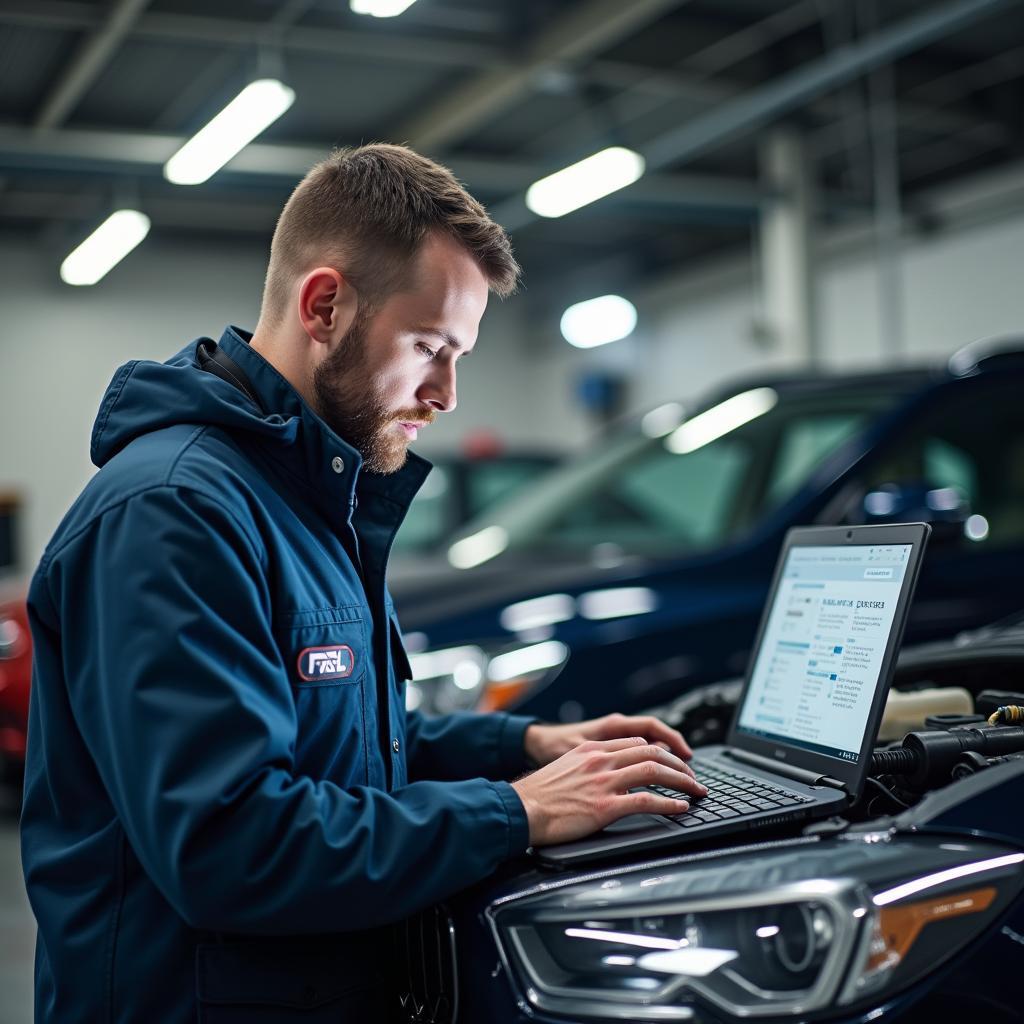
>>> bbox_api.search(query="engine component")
[872,725,1024,789]
[987,705,1024,726]
[878,686,973,742]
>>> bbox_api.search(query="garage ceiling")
[1,0,1022,310]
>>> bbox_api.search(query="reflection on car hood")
[388,549,653,629]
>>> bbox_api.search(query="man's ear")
[297,267,359,346]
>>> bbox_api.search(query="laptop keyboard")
[650,760,816,828]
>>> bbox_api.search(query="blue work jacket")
[20,326,533,1023]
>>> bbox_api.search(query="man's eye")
[416,342,437,360]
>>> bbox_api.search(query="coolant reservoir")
[879,686,973,742]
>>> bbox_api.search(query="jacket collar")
[217,326,432,526]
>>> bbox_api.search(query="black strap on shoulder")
[197,339,263,412]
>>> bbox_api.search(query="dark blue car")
[392,337,1024,723]
[388,613,1024,1023]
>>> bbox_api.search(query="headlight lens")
[492,838,1024,1020]
[408,640,569,715]
[503,881,861,1019]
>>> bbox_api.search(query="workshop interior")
[2,1,1024,1022]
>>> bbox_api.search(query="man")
[21,144,704,1022]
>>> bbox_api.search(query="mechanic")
[20,143,705,1022]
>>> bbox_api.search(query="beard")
[311,309,433,474]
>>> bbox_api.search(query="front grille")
[389,904,458,1023]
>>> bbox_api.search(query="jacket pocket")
[195,941,388,1023]
[274,605,367,689]
[273,606,372,783]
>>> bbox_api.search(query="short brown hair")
[260,143,520,324]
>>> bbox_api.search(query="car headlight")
[490,836,1024,1020]
[407,640,569,715]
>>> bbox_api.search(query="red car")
[0,579,30,785]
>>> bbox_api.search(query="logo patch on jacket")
[297,645,355,681]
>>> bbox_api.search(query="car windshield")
[449,383,914,559]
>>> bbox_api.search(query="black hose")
[871,747,917,773]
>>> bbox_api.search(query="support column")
[758,128,819,366]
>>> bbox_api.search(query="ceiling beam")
[34,0,152,131]
[4,0,1011,146]
[0,1,504,71]
[642,0,1021,172]
[391,0,691,152]
[489,0,1020,235]
[0,189,282,234]
[0,124,770,207]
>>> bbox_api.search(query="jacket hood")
[90,331,299,468]
[90,325,431,525]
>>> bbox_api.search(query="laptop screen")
[734,542,913,764]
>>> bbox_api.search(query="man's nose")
[420,362,457,413]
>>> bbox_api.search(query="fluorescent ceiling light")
[164,79,295,186]
[526,146,645,218]
[560,294,637,349]
[665,387,778,455]
[351,0,419,15]
[60,209,150,286]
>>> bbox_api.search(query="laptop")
[537,522,931,866]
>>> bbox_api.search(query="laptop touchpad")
[601,813,677,835]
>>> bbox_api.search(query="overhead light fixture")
[350,0,419,15]
[164,79,295,186]
[525,146,645,218]
[560,294,637,349]
[665,387,778,455]
[60,209,151,286]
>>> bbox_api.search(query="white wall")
[3,165,1024,568]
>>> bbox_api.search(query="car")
[387,611,1024,1023]
[392,337,1024,723]
[0,578,30,788]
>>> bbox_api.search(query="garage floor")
[0,787,33,1024]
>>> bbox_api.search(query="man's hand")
[511,736,707,847]
[524,712,693,767]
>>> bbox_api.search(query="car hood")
[388,547,656,629]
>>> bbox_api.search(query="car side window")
[466,459,554,518]
[545,438,751,550]
[763,413,866,509]
[844,378,1024,549]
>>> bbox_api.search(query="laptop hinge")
[723,748,847,791]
